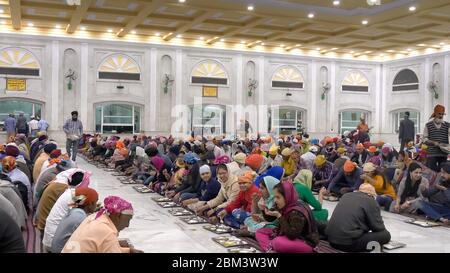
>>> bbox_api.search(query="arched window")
[0,47,40,76]
[191,60,228,85]
[268,107,306,134]
[271,66,304,89]
[392,69,419,91]
[95,103,141,134]
[341,71,369,92]
[98,54,141,81]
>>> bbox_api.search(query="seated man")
[312,155,336,191]
[327,160,363,197]
[351,143,369,167]
[326,183,391,252]
[182,165,221,211]
[417,162,450,225]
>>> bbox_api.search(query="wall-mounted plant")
[65,68,77,91]
[162,73,174,94]
[427,81,439,99]
[321,82,331,100]
[248,78,258,97]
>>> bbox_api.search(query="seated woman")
[241,176,280,235]
[218,171,261,229]
[51,187,99,253]
[144,155,171,193]
[254,166,284,187]
[255,182,320,253]
[391,162,429,214]
[62,196,143,253]
[183,165,221,211]
[293,169,328,221]
[380,145,397,169]
[326,183,391,252]
[366,146,381,166]
[361,162,397,211]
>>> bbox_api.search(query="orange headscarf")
[1,156,16,172]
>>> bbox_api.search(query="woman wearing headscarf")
[255,182,320,253]
[218,171,261,229]
[292,169,328,221]
[43,169,91,251]
[392,162,429,214]
[62,196,143,253]
[51,187,99,253]
[145,155,172,194]
[242,176,280,235]
[167,152,201,202]
[2,156,32,211]
[361,162,397,211]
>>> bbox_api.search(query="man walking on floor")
[63,111,83,161]
[398,111,415,152]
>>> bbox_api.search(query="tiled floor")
[78,158,450,253]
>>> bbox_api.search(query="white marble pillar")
[424,58,431,126]
[257,56,267,133]
[329,62,336,134]
[149,48,157,132]
[234,54,243,134]
[310,60,317,133]
[51,41,59,127]
[80,43,88,129]
[375,63,383,134]
[443,55,449,114]
[143,49,152,133]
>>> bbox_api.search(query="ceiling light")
[0,9,4,13]
[241,40,246,44]
[247,5,254,11]
[199,36,204,40]
[409,6,416,12]
[80,26,86,30]
[27,22,34,27]
[417,43,426,47]
[333,1,340,6]
[308,13,315,18]
[1,20,6,25]
[220,38,225,42]
[379,54,384,57]
[155,32,160,36]
[350,51,354,54]
[261,42,265,45]
[364,50,372,53]
[440,42,445,46]
[107,29,113,33]
[296,44,301,46]
[280,44,285,47]
[55,24,61,29]
[176,34,182,38]
[316,47,321,51]
[178,0,186,3]
[362,20,368,25]
[407,48,412,51]
[331,47,338,50]
[367,0,380,6]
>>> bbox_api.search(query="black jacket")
[399,118,415,141]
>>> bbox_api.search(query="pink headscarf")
[95,196,133,219]
[213,155,230,165]
[151,156,165,172]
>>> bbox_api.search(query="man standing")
[63,111,83,161]
[28,116,39,138]
[15,113,28,136]
[423,104,450,172]
[37,116,49,135]
[4,114,16,141]
[398,111,415,152]
[357,115,369,134]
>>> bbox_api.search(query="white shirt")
[29,119,39,130]
[43,188,75,248]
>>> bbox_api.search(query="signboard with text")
[6,78,27,91]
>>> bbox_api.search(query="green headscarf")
[262,176,280,209]
[293,169,313,189]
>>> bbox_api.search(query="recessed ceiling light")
[241,40,246,44]
[179,0,186,3]
[296,44,301,46]
[55,24,61,29]
[308,13,315,18]
[176,34,182,38]
[379,54,384,57]
[362,20,368,25]
[220,38,225,42]
[333,1,340,6]
[107,29,113,33]
[130,30,136,34]
[331,47,338,50]
[409,6,416,11]
[0,9,4,13]
[155,32,161,36]
[350,51,354,54]
[80,26,86,30]
[27,22,34,27]
[440,42,445,45]
[261,42,265,45]
[199,36,204,40]
[407,48,412,51]
[1,20,6,25]
[316,47,321,51]
[417,43,426,47]
[247,5,254,11]
[280,44,285,47]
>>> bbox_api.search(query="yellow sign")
[6,78,27,91]
[202,86,218,97]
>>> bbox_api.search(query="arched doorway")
[268,107,306,135]
[189,105,226,136]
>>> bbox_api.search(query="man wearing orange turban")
[245,154,265,173]
[327,160,363,197]
[423,104,450,171]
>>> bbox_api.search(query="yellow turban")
[269,145,279,156]
[281,148,292,157]
[314,155,326,167]
[337,147,347,155]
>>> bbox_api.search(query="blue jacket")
[197,177,221,202]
